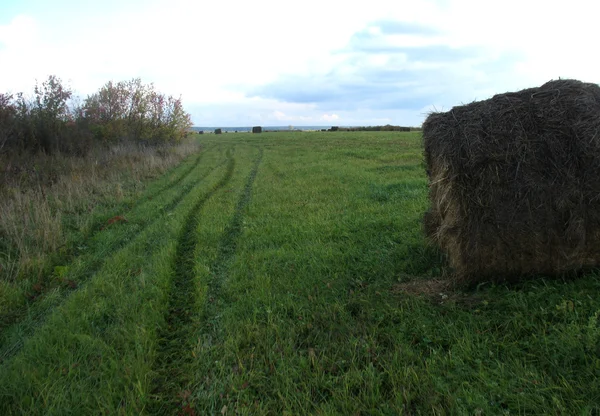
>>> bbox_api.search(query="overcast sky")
[1,0,598,127]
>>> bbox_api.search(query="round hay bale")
[423,79,600,283]
[252,126,262,133]
[214,128,222,135]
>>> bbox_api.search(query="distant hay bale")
[198,130,204,135]
[252,126,262,133]
[214,128,222,135]
[423,79,600,283]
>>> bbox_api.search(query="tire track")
[204,147,263,318]
[0,151,230,364]
[183,147,263,413]
[162,147,262,413]
[0,147,211,331]
[71,146,210,254]
[143,146,207,205]
[149,149,238,413]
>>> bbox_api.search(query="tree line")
[0,76,192,155]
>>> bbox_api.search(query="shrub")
[0,93,17,153]
[83,78,192,144]
[0,76,193,156]
[0,76,74,154]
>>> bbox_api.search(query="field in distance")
[0,131,598,414]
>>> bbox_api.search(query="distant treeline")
[333,125,421,132]
[194,125,422,135]
[0,76,192,156]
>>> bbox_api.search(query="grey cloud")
[400,45,482,63]
[246,20,524,117]
[248,67,437,112]
[345,27,481,63]
[376,20,439,36]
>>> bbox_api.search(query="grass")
[0,131,599,414]
[0,140,201,320]
[0,144,227,361]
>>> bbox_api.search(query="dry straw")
[423,79,600,283]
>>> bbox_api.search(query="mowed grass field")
[1,131,599,414]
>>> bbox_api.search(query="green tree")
[33,75,72,153]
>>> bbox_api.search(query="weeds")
[0,140,200,325]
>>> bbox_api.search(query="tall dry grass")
[0,140,200,284]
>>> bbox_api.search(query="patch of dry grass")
[0,140,200,285]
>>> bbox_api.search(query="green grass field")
[1,131,599,414]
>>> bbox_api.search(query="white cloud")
[0,0,599,126]
[271,110,312,122]
[0,15,37,48]
[0,15,46,94]
[321,114,340,122]
[421,0,600,83]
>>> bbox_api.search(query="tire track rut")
[149,149,237,413]
[149,147,263,414]
[0,150,228,364]
[204,147,263,320]
[1,148,210,330]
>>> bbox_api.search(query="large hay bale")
[214,128,222,135]
[252,126,262,133]
[423,79,600,282]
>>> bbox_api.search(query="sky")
[1,0,598,127]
